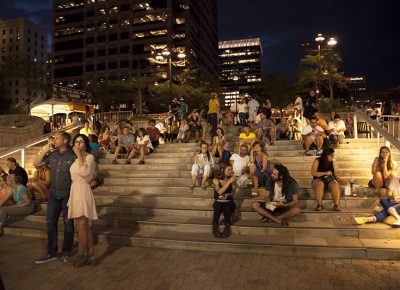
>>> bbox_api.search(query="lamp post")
[314,33,337,100]
[155,48,186,101]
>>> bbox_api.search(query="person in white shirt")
[237,97,248,126]
[177,120,189,142]
[328,114,346,148]
[190,142,215,190]
[302,116,326,155]
[247,97,260,124]
[230,145,250,186]
[294,95,303,116]
[127,128,154,164]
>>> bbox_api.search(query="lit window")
[121,19,130,26]
[99,9,106,15]
[175,17,185,24]
[109,6,118,14]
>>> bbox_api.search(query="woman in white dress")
[69,134,98,267]
[190,142,215,190]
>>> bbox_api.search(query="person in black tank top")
[311,148,346,211]
[212,165,237,238]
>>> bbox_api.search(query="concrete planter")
[0,115,44,147]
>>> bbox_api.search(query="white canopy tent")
[30,99,93,119]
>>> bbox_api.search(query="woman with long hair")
[0,175,34,235]
[371,146,397,196]
[311,147,345,211]
[190,141,215,190]
[212,165,236,238]
[252,164,301,225]
[211,127,228,163]
[126,127,154,164]
[249,142,271,197]
[98,126,116,151]
[27,165,50,201]
[68,134,98,266]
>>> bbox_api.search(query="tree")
[0,53,47,113]
[296,46,347,99]
[249,72,297,107]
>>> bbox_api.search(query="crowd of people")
[1,91,400,260]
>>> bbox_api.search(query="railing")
[354,110,400,152]
[0,124,81,168]
[95,111,168,123]
[380,115,400,141]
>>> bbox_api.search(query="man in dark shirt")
[33,131,76,264]
[6,157,28,186]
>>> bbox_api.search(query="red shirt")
[147,126,160,141]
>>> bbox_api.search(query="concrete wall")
[0,115,44,147]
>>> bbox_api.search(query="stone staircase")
[4,127,400,259]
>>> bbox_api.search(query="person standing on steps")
[207,92,220,137]
[212,165,237,238]
[34,131,76,264]
[247,96,259,127]
[68,134,98,267]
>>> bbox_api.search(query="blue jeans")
[374,198,400,222]
[239,112,247,126]
[46,195,74,256]
[207,113,218,137]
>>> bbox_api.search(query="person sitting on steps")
[126,128,154,164]
[302,116,326,155]
[239,124,256,152]
[190,142,215,190]
[370,146,397,196]
[252,164,301,226]
[230,144,250,187]
[111,126,135,164]
[354,177,400,227]
[211,127,228,163]
[212,165,237,238]
[328,114,346,148]
[311,147,346,211]
[249,142,271,197]
[27,165,50,201]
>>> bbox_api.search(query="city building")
[345,76,367,105]
[219,37,263,106]
[0,18,48,104]
[52,0,218,91]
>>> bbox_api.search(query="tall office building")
[0,18,48,103]
[219,38,263,105]
[52,0,218,90]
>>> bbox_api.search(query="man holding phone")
[302,116,326,155]
[33,131,76,264]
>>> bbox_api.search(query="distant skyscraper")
[346,76,366,99]
[219,38,263,105]
[52,0,218,91]
[0,18,48,103]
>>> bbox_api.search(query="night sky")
[1,0,399,90]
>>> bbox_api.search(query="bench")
[357,121,372,138]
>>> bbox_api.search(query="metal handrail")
[354,110,400,152]
[0,124,82,168]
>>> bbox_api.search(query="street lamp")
[314,33,337,99]
[155,48,186,100]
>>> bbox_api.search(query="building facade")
[52,0,218,90]
[0,18,48,104]
[219,38,263,106]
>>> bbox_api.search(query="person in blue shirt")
[252,164,301,226]
[0,174,34,235]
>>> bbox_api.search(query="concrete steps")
[4,130,400,259]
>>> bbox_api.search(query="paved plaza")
[1,236,400,290]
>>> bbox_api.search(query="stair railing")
[0,124,81,168]
[354,110,400,152]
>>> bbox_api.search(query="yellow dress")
[67,154,98,220]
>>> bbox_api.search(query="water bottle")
[363,187,368,199]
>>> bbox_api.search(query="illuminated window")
[132,13,167,24]
[132,2,150,11]
[56,16,65,23]
[121,19,130,26]
[175,17,185,24]
[173,33,185,39]
[109,6,118,14]
[99,9,106,15]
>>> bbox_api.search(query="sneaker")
[392,220,400,228]
[212,225,221,238]
[317,150,323,155]
[221,226,232,238]
[353,217,367,225]
[35,254,57,264]
[305,150,312,156]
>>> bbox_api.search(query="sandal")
[315,204,323,211]
[353,217,367,225]
[251,192,259,197]
[392,220,400,228]
[201,184,207,190]
[189,184,195,190]
[333,204,341,212]
[260,217,272,223]
[281,219,289,226]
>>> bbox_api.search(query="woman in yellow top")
[79,120,95,137]
[207,92,220,137]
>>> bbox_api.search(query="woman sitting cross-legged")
[370,146,397,196]
[190,141,215,190]
[0,174,34,235]
[312,147,346,211]
[249,142,271,197]
[252,164,301,226]
[354,177,400,227]
[126,128,154,164]
[212,165,237,238]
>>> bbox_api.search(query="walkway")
[1,236,400,290]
